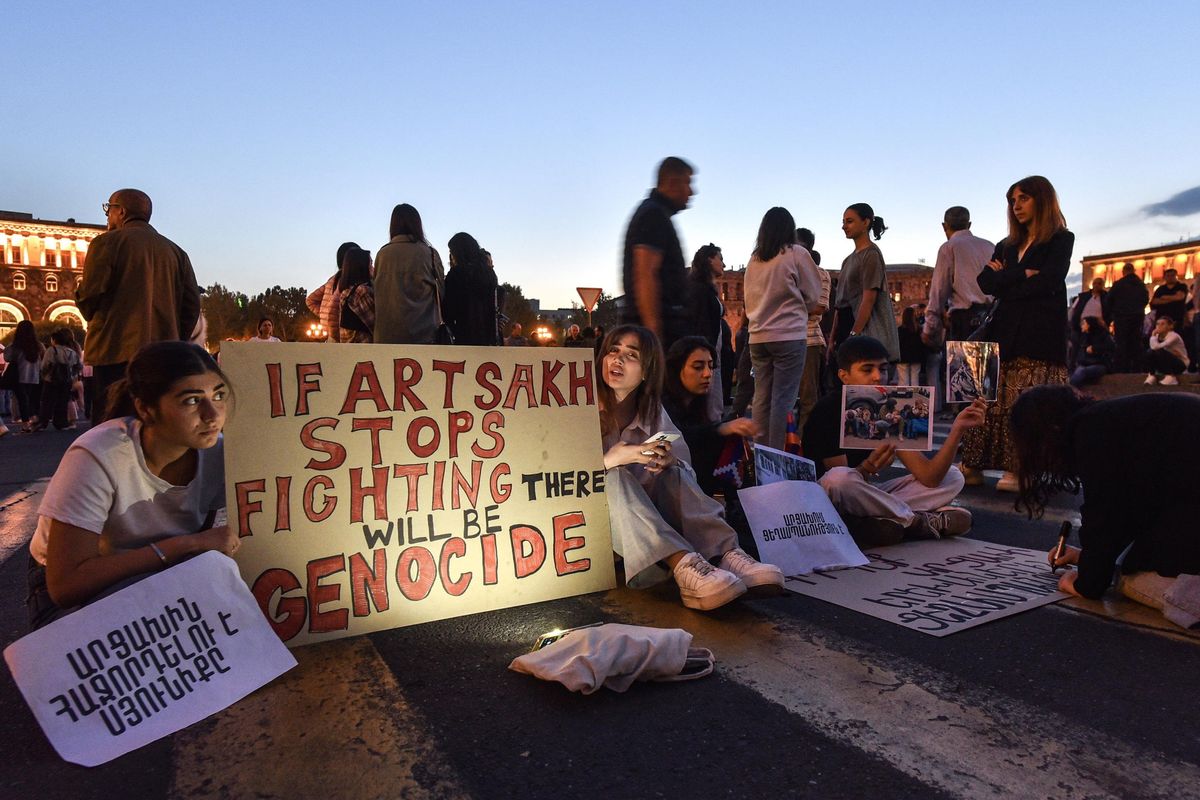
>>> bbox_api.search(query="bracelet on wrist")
[149,541,170,569]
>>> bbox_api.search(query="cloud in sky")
[1142,186,1200,217]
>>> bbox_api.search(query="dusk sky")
[6,1,1199,306]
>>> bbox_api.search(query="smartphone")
[641,431,680,456]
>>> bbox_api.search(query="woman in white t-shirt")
[28,341,239,628]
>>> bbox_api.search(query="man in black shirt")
[1104,263,1149,372]
[1151,268,1188,327]
[802,336,986,546]
[622,157,694,351]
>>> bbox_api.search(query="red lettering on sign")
[307,555,348,633]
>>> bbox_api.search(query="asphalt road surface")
[1,425,1197,800]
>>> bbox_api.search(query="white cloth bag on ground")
[739,480,868,576]
[509,624,699,694]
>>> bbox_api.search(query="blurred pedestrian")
[925,206,994,341]
[443,232,499,346]
[8,320,43,432]
[1069,316,1114,387]
[35,328,82,431]
[622,157,694,349]
[895,306,927,386]
[1144,316,1187,385]
[374,204,446,345]
[1068,277,1108,370]
[504,323,529,347]
[795,228,830,433]
[962,176,1072,492]
[1150,268,1188,328]
[250,317,281,342]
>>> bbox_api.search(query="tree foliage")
[201,283,315,347]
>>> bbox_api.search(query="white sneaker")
[1161,375,1179,386]
[672,552,746,610]
[718,547,784,590]
[1144,374,1158,385]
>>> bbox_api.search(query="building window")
[46,251,59,268]
[12,272,26,291]
[9,247,21,265]
[46,274,59,292]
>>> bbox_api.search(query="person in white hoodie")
[742,207,823,449]
[1144,316,1188,385]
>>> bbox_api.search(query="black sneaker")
[842,514,906,547]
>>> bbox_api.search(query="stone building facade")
[1081,239,1199,291]
[0,210,105,337]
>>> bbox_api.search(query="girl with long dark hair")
[8,319,43,431]
[1011,385,1200,628]
[832,203,899,361]
[597,325,781,609]
[28,341,238,629]
[688,243,727,420]
[336,246,375,343]
[443,232,500,345]
[373,203,446,344]
[743,207,823,449]
[962,176,1073,493]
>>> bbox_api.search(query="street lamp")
[306,322,327,340]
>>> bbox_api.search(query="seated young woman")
[597,325,783,610]
[662,336,759,495]
[1011,385,1200,628]
[27,341,239,629]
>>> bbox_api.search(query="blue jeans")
[1070,364,1107,387]
[749,339,807,450]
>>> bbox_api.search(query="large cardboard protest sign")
[4,553,296,766]
[739,480,868,576]
[220,342,615,647]
[785,539,1066,636]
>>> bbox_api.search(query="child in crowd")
[802,336,986,546]
[597,325,782,610]
[27,341,238,629]
[1144,316,1188,385]
[1011,386,1200,628]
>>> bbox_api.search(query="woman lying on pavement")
[597,325,783,610]
[1010,385,1200,628]
[27,341,239,630]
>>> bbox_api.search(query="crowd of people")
[10,170,1199,632]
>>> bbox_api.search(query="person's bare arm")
[632,245,663,337]
[46,519,238,608]
[896,399,986,487]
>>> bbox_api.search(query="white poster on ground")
[4,552,297,767]
[739,480,868,576]
[784,539,1067,636]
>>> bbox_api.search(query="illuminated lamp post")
[306,322,327,340]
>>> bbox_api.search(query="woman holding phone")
[597,325,782,609]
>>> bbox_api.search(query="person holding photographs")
[27,341,237,630]
[802,336,985,546]
[1012,386,1200,628]
[597,325,782,610]
[1069,316,1114,387]
[961,176,1073,493]
[743,207,823,450]
[831,204,900,362]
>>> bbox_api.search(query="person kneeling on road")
[1011,385,1200,628]
[801,335,986,546]
[598,325,783,611]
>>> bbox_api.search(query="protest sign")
[946,341,1000,403]
[840,386,934,451]
[753,444,816,484]
[219,342,615,647]
[785,539,1066,636]
[4,552,296,767]
[739,480,867,576]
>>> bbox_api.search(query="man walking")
[1105,263,1149,373]
[924,206,994,343]
[622,157,694,350]
[77,189,201,422]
